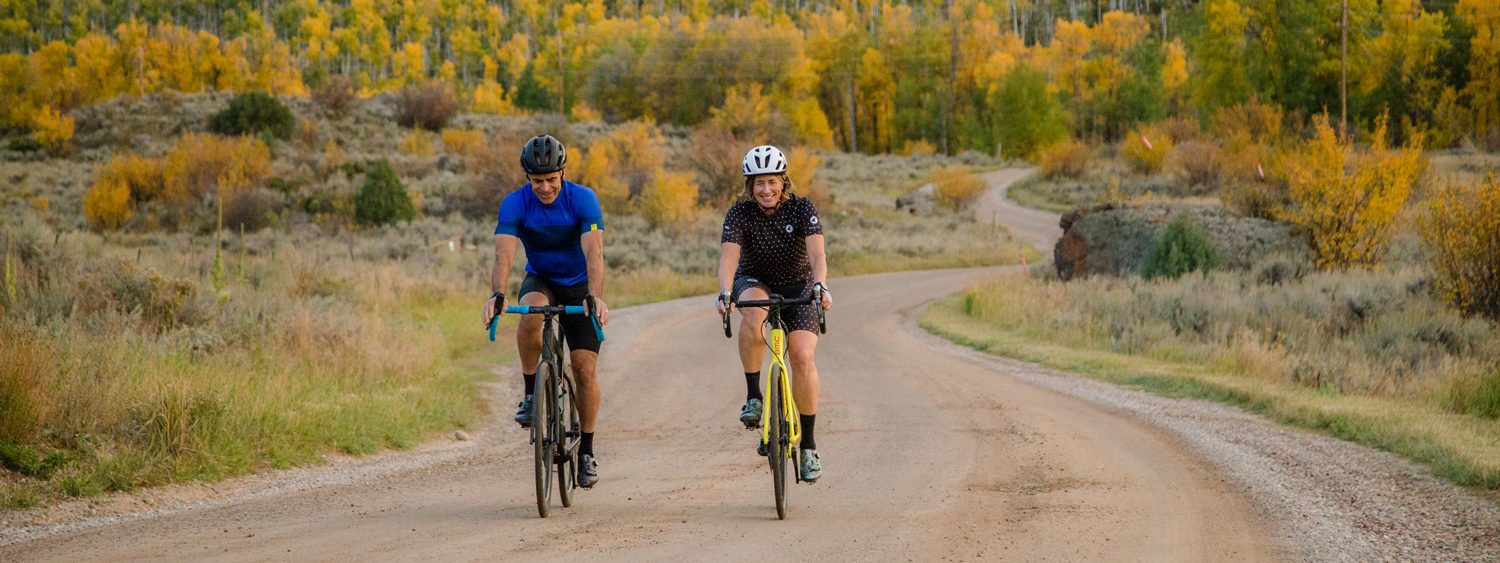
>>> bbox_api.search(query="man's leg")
[570,350,600,434]
[570,345,602,488]
[512,289,549,426]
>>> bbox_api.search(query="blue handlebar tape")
[488,314,498,342]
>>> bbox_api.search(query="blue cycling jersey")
[494,181,604,286]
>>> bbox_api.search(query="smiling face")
[749,174,786,212]
[527,170,565,205]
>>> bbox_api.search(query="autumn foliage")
[931,167,985,211]
[1421,173,1500,320]
[84,134,272,231]
[1038,140,1090,179]
[1121,125,1174,175]
[1283,115,1425,269]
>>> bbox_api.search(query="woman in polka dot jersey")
[715,145,832,483]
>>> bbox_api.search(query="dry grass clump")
[1421,172,1500,320]
[312,75,357,116]
[960,267,1500,405]
[930,166,985,210]
[1038,140,1090,179]
[1172,140,1223,189]
[395,81,459,132]
[1121,124,1174,175]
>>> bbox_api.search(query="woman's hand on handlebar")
[813,282,833,311]
[716,290,733,316]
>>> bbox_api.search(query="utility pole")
[1341,0,1348,139]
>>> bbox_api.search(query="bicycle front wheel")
[533,361,558,518]
[768,365,787,520]
[557,370,579,508]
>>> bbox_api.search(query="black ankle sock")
[745,371,762,401]
[799,414,816,451]
[523,372,536,395]
[580,432,594,457]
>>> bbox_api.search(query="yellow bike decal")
[760,327,801,454]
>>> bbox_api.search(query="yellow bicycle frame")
[759,326,801,455]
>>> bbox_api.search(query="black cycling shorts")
[732,275,819,334]
[518,273,602,354]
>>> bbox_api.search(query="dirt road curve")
[972,168,1061,253]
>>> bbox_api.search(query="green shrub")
[1142,214,1221,279]
[7,136,43,152]
[1,484,39,510]
[354,159,415,226]
[210,91,295,140]
[0,438,66,480]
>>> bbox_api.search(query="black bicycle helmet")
[520,134,567,174]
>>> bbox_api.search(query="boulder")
[1054,201,1304,280]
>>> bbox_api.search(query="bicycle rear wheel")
[556,369,578,508]
[768,365,787,520]
[533,361,558,518]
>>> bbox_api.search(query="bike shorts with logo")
[519,272,602,353]
[732,275,819,334]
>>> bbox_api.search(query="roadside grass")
[921,273,1500,500]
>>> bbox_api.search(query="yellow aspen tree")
[1162,40,1189,110]
[84,176,133,231]
[640,170,699,228]
[1420,172,1500,319]
[1285,114,1426,269]
[148,23,201,93]
[393,42,428,87]
[32,105,74,156]
[0,54,33,129]
[1458,0,1500,148]
[856,47,895,154]
[579,144,630,210]
[30,41,70,107]
[114,20,157,97]
[72,33,122,104]
[300,7,339,74]
[788,147,829,209]
[1049,19,1092,98]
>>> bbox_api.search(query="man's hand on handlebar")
[482,291,506,327]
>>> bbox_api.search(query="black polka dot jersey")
[720,195,823,286]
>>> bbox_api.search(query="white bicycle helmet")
[742,145,787,176]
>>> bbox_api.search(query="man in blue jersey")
[481,134,611,488]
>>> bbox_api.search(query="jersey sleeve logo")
[785,224,794,233]
[810,215,819,225]
[590,223,599,231]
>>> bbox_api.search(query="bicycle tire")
[533,361,557,518]
[557,368,578,508]
[769,365,787,520]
